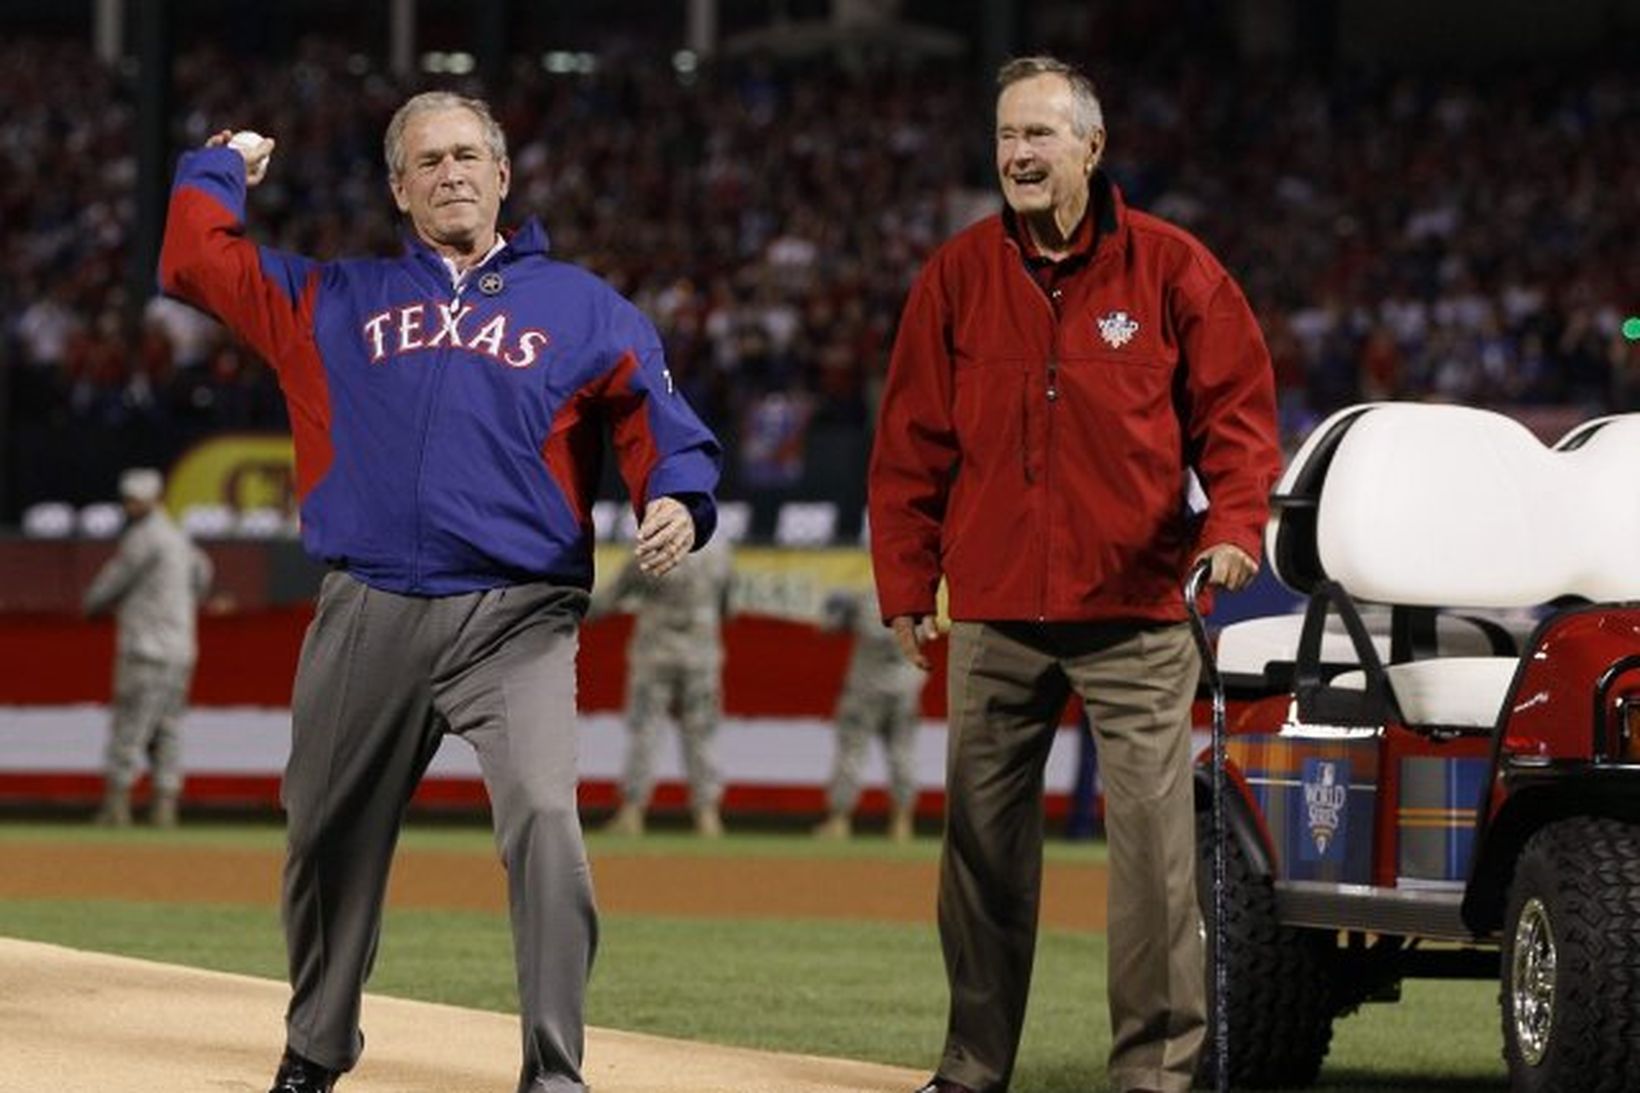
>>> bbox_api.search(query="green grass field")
[0,821,1508,1092]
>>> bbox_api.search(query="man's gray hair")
[996,55,1104,138]
[383,91,508,179]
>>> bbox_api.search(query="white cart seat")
[1332,658,1520,729]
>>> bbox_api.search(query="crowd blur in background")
[2,23,1636,525]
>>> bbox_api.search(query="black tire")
[1195,807,1336,1089]
[1501,817,1640,1093]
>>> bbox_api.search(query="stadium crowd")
[2,35,1636,514]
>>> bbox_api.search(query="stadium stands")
[1,33,1634,536]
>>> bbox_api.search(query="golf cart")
[1192,402,1640,1092]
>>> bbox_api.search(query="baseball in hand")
[228,130,267,154]
[226,129,273,185]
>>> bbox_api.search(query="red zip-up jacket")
[869,176,1281,625]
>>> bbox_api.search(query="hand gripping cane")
[1184,558,1229,1093]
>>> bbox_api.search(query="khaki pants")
[936,620,1205,1093]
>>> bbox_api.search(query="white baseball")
[228,130,267,154]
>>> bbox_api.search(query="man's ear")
[389,174,410,214]
[1087,128,1106,173]
[497,156,511,202]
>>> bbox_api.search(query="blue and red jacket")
[159,147,721,596]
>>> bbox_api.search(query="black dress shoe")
[268,1047,339,1092]
[915,1079,976,1093]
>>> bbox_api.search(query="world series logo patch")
[1300,758,1349,861]
[1096,310,1139,348]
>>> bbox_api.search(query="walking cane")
[1184,558,1229,1093]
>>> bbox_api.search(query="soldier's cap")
[118,468,164,504]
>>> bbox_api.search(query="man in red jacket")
[869,56,1282,1093]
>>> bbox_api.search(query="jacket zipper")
[1004,207,1126,622]
[1041,342,1059,623]
[410,281,464,590]
[1010,258,1062,622]
[409,248,499,589]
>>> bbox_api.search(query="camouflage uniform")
[820,587,926,834]
[599,533,732,830]
[82,496,213,825]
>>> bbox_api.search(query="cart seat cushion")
[1308,405,1640,608]
[1332,657,1520,729]
[1216,614,1385,681]
[1215,610,1528,682]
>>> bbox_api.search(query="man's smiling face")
[995,73,1100,221]
[390,106,510,255]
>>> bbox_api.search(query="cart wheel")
[1502,817,1640,1093]
[1194,808,1336,1089]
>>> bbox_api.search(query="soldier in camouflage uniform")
[815,585,928,841]
[598,531,733,836]
[82,468,214,827]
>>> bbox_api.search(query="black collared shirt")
[1009,174,1114,311]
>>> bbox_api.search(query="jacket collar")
[401,217,552,266]
[502,218,551,259]
[1002,170,1125,264]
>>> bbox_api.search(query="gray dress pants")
[281,571,596,1093]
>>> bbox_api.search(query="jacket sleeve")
[190,543,215,602]
[868,265,960,621]
[598,299,723,547]
[83,533,153,617]
[156,147,320,375]
[1177,273,1283,561]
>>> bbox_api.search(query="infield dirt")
[0,838,1110,929]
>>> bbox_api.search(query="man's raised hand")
[206,128,276,187]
